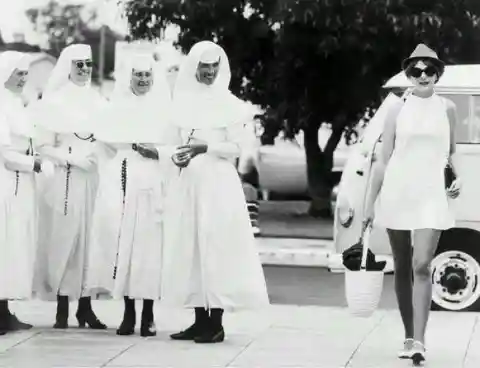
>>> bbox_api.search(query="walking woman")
[365,44,461,365]
[162,40,270,344]
[31,44,107,330]
[0,52,54,334]
[86,54,178,336]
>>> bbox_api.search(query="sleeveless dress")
[374,94,455,230]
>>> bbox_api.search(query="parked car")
[254,127,352,204]
[331,64,480,312]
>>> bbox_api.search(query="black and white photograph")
[0,0,480,367]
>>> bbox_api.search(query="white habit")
[86,54,179,300]
[161,41,270,311]
[31,44,106,301]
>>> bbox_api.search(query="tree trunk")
[303,124,333,218]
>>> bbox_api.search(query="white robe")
[86,143,177,300]
[0,92,37,299]
[32,84,106,301]
[161,123,270,311]
[85,92,179,300]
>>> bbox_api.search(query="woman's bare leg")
[387,229,414,339]
[412,228,441,344]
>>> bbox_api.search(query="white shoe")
[397,338,414,359]
[411,341,426,366]
[252,226,261,237]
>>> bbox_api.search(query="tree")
[121,0,480,217]
[26,0,124,82]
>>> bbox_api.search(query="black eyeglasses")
[75,60,93,69]
[409,66,437,78]
[133,71,152,78]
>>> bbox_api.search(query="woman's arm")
[445,98,459,176]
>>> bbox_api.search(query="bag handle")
[360,221,372,270]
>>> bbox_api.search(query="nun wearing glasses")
[86,54,178,337]
[31,44,107,330]
[0,52,54,334]
[162,40,269,344]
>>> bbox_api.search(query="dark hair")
[404,58,440,82]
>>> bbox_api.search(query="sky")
[0,0,128,45]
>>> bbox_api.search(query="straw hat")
[402,43,445,77]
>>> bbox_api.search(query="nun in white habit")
[0,52,54,334]
[30,44,107,330]
[86,54,179,337]
[162,40,270,344]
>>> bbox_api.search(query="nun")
[0,52,54,334]
[86,54,179,336]
[162,40,270,344]
[30,44,107,330]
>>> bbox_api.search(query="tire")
[431,229,480,312]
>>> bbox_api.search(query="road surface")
[264,265,398,309]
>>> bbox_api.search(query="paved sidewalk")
[1,300,478,367]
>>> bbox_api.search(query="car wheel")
[431,233,480,312]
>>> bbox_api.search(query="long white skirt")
[0,170,37,299]
[161,154,270,311]
[34,166,98,301]
[86,152,165,300]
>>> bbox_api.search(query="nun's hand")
[172,146,191,168]
[40,159,55,178]
[184,141,208,158]
[134,144,159,160]
[447,178,461,199]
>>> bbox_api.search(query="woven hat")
[402,43,445,77]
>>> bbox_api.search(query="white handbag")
[344,224,384,317]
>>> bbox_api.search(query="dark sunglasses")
[75,60,93,69]
[409,66,437,78]
[133,71,152,78]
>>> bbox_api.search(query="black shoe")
[194,326,225,344]
[170,323,200,340]
[116,312,136,336]
[140,320,156,337]
[0,329,6,335]
[54,296,69,329]
[5,314,32,331]
[76,311,107,330]
[53,318,68,329]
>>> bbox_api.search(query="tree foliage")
[26,0,123,82]
[121,0,480,215]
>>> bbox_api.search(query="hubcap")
[431,251,480,311]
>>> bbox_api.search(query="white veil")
[0,51,34,138]
[42,44,92,98]
[172,40,253,129]
[30,43,105,134]
[94,53,173,144]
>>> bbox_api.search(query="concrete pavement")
[1,300,479,367]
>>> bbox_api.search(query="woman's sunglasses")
[409,66,437,78]
[75,60,93,69]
